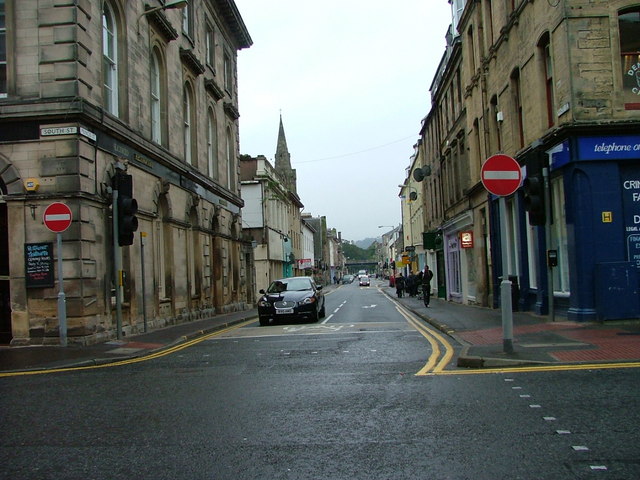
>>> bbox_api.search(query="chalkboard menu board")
[25,243,54,288]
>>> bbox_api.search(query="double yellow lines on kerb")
[395,302,640,376]
[395,303,454,375]
[0,319,256,378]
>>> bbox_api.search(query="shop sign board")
[460,231,474,248]
[25,243,54,288]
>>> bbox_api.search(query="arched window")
[151,50,162,143]
[619,7,640,109]
[102,3,119,116]
[511,68,524,148]
[183,85,195,165]
[226,127,235,191]
[538,32,554,127]
[207,109,218,179]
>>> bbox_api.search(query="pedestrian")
[406,272,416,297]
[422,265,434,307]
[395,273,405,298]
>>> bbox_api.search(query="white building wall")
[241,183,264,228]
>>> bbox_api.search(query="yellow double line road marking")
[434,361,640,375]
[395,304,454,375]
[0,319,255,378]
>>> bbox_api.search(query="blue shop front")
[489,133,640,322]
[550,134,640,321]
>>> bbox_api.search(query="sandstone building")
[0,0,253,345]
[410,0,640,320]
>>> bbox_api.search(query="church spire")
[275,114,291,170]
[274,114,297,193]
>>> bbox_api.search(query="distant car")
[342,274,354,284]
[359,275,370,286]
[257,276,326,326]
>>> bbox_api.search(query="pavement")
[2,281,640,374]
[381,283,640,368]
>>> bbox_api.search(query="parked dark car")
[342,274,354,284]
[257,276,326,326]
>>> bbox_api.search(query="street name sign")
[481,154,522,196]
[43,202,72,233]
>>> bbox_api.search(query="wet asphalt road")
[1,281,639,479]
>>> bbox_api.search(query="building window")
[619,8,640,108]
[506,198,520,277]
[484,0,494,47]
[102,3,119,116]
[550,176,570,294]
[467,26,476,75]
[224,51,233,93]
[489,94,502,153]
[183,86,195,165]
[182,4,193,38]
[206,23,215,69]
[511,69,524,148]
[525,214,538,289]
[151,50,161,143]
[207,109,218,179]
[539,33,554,127]
[0,0,6,98]
[226,127,235,190]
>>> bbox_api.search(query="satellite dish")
[412,166,432,182]
[409,191,418,201]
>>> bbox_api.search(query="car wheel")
[319,303,326,318]
[309,308,319,323]
[259,317,270,326]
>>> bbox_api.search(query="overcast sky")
[235,0,453,242]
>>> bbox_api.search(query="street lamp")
[137,0,188,34]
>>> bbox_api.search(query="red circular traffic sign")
[481,154,522,196]
[43,202,72,233]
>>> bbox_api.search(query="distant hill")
[355,237,380,249]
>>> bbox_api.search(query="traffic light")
[116,172,138,246]
[522,173,545,226]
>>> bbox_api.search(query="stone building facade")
[414,0,640,320]
[240,154,304,290]
[0,0,253,345]
[240,116,306,290]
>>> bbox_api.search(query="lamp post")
[137,0,188,34]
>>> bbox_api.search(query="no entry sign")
[481,154,522,196]
[43,202,72,233]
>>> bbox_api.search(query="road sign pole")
[481,155,521,354]
[56,232,67,347]
[499,197,514,354]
